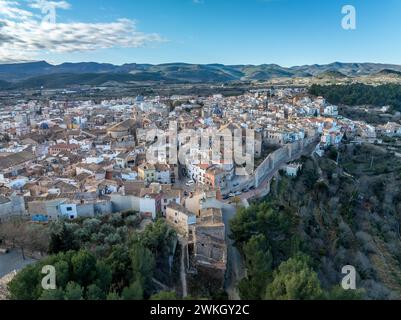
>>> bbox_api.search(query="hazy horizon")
[2,60,401,69]
[1,0,401,66]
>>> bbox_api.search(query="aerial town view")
[1,0,401,313]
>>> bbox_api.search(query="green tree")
[8,264,42,300]
[71,250,96,287]
[150,291,177,300]
[49,222,79,254]
[104,233,122,246]
[230,203,297,265]
[238,235,273,300]
[54,260,70,289]
[39,288,65,300]
[121,280,143,300]
[265,255,323,300]
[95,260,112,293]
[106,244,133,290]
[141,220,176,268]
[326,286,364,300]
[64,282,83,300]
[87,284,106,300]
[131,243,155,292]
[82,218,102,234]
[106,291,121,300]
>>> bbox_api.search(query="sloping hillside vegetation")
[231,143,401,300]
[309,84,401,112]
[5,213,180,300]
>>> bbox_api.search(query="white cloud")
[28,0,71,10]
[0,1,33,20]
[0,0,165,63]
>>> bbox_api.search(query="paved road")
[0,250,36,278]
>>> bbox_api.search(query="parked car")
[228,193,235,198]
[250,186,256,190]
[235,191,242,196]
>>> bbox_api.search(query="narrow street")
[0,250,36,278]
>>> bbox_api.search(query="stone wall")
[110,194,140,213]
[194,225,226,271]
[0,196,26,220]
[94,200,113,216]
[254,133,319,187]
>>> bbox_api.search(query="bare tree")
[0,218,49,259]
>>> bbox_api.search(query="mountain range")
[0,61,401,89]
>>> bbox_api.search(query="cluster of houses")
[0,91,379,223]
[2,89,397,280]
[2,91,392,209]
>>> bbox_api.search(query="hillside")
[374,69,401,77]
[0,80,11,90]
[231,143,401,300]
[16,72,175,89]
[309,83,401,112]
[315,70,347,79]
[1,61,401,89]
[240,64,301,80]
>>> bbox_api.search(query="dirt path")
[180,242,188,298]
[222,203,245,300]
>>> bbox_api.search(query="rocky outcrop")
[0,271,16,300]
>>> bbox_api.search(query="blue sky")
[1,0,401,66]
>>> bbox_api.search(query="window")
[66,207,73,212]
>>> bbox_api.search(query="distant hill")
[316,70,347,79]
[241,64,301,80]
[0,80,11,89]
[15,72,180,89]
[1,61,401,89]
[374,69,401,77]
[291,62,401,77]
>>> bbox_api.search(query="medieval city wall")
[254,134,319,188]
